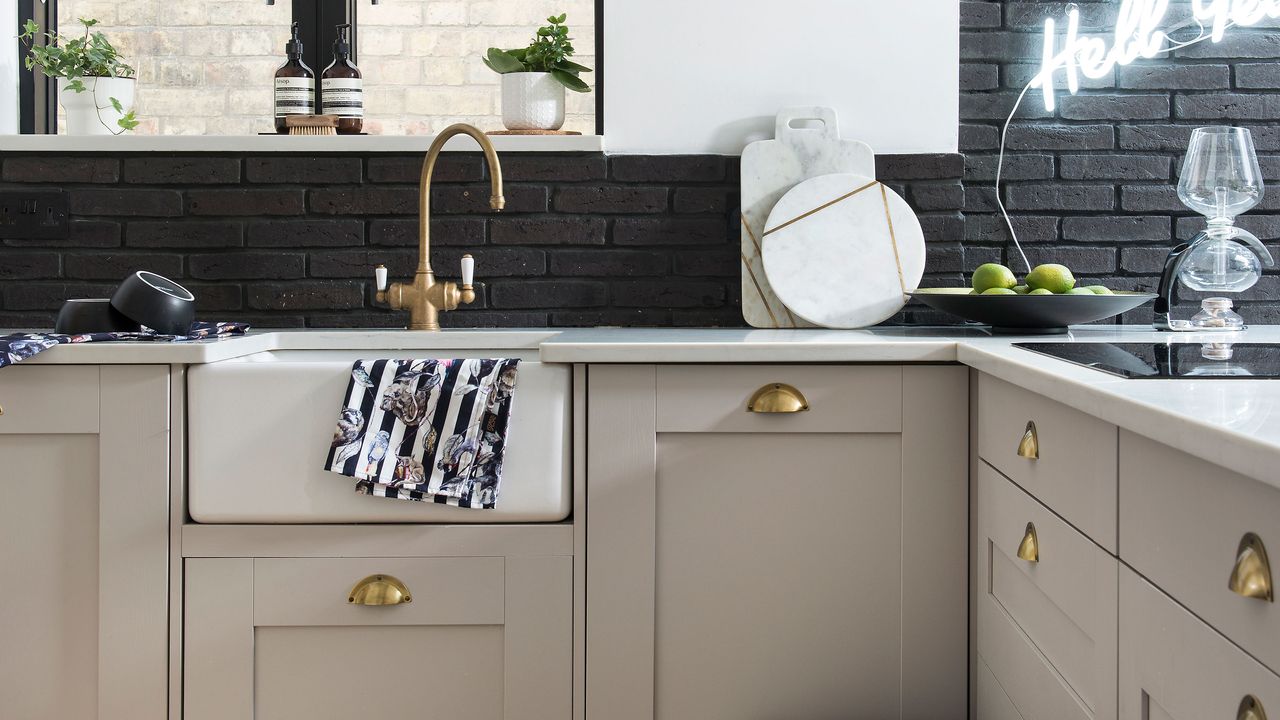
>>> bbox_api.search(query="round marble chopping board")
[762,173,925,329]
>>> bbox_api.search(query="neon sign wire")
[996,0,1261,271]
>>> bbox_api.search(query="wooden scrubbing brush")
[285,115,339,136]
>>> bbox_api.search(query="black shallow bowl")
[110,270,196,336]
[912,288,1158,334]
[55,298,143,334]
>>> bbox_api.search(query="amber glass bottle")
[321,24,363,134]
[274,22,315,133]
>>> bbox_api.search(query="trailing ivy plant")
[484,14,592,93]
[18,18,140,132]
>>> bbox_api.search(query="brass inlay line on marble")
[741,215,798,327]
[880,183,908,297]
[762,180,910,303]
[762,179,879,238]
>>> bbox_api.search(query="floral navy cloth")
[324,358,520,509]
[0,322,249,369]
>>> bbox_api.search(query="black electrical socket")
[0,190,70,239]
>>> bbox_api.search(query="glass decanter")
[1156,127,1274,331]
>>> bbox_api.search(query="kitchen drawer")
[976,462,1118,720]
[186,555,572,720]
[253,557,504,627]
[187,354,570,523]
[978,373,1118,551]
[1120,567,1280,720]
[655,365,902,433]
[0,365,99,434]
[1120,430,1280,675]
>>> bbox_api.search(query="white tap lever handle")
[374,265,388,292]
[461,254,475,287]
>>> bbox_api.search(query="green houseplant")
[19,18,140,135]
[484,14,591,131]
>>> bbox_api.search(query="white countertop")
[9,324,1280,484]
[0,134,605,153]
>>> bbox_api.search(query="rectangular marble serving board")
[740,107,875,328]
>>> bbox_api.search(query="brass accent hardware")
[0,403,4,416]
[1240,695,1268,720]
[1229,533,1274,602]
[374,123,503,331]
[348,574,413,606]
[746,383,809,413]
[1017,421,1039,460]
[1017,522,1040,563]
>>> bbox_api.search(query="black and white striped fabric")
[324,358,520,509]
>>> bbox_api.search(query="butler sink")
[187,339,570,523]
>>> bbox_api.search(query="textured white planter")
[58,76,135,135]
[501,72,565,131]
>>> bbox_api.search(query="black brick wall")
[962,0,1280,324]
[0,152,961,328]
[11,1,1272,329]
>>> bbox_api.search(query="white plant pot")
[501,72,566,131]
[58,76,135,136]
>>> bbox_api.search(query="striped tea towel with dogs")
[323,358,520,509]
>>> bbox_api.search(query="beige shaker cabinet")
[585,364,969,720]
[184,555,573,720]
[1119,568,1280,720]
[0,365,171,720]
[974,462,1118,720]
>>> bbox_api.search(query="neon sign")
[1031,0,1280,111]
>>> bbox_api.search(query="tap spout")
[418,124,505,274]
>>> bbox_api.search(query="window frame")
[15,0,604,136]
[16,0,57,134]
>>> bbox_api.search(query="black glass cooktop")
[1015,343,1280,379]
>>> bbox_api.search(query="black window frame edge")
[16,0,606,137]
[17,0,57,134]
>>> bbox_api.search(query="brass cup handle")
[348,574,413,606]
[1017,522,1040,563]
[747,383,809,413]
[1240,695,1268,720]
[0,402,5,416]
[1017,421,1039,460]
[1229,533,1274,602]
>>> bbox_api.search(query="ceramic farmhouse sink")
[187,345,571,523]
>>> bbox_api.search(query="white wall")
[1,0,17,134]
[604,0,959,155]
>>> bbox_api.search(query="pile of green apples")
[970,263,1114,296]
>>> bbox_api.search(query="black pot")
[55,298,143,334]
[110,270,196,336]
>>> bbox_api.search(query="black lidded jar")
[274,21,316,133]
[321,23,364,135]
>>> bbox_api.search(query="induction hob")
[1015,342,1280,379]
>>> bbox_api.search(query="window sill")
[0,133,604,153]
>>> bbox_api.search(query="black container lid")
[333,23,352,56]
[287,21,304,55]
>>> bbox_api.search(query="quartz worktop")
[7,324,1280,484]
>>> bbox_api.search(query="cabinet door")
[586,365,968,720]
[0,365,170,720]
[1120,568,1280,720]
[975,463,1117,720]
[185,555,572,720]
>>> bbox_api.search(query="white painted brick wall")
[57,0,595,135]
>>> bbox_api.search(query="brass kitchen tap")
[374,123,504,330]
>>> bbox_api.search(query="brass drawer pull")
[1017,421,1039,460]
[1229,533,1273,602]
[1240,695,1268,720]
[746,383,809,414]
[0,402,4,416]
[348,574,413,606]
[1017,522,1039,563]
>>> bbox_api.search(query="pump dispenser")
[274,22,316,133]
[321,23,363,134]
